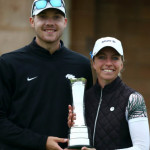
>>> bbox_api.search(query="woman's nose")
[105,58,112,65]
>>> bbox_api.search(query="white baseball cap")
[31,0,66,17]
[92,37,124,60]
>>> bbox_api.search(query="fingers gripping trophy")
[66,74,92,149]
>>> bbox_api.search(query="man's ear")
[64,18,68,28]
[29,17,34,28]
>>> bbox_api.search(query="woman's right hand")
[68,105,76,128]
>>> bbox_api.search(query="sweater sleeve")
[116,93,150,150]
[0,57,47,149]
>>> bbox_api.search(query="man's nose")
[45,18,55,25]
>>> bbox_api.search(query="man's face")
[30,9,67,46]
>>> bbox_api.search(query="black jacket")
[85,77,135,150]
[0,39,93,150]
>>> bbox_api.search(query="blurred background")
[0,0,150,122]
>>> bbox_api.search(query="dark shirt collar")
[29,37,64,56]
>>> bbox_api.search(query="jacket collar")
[94,76,123,98]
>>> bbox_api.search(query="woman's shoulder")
[127,92,148,120]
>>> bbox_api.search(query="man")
[0,0,93,149]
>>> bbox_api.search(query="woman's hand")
[68,105,76,128]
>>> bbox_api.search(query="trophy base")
[68,126,92,149]
[68,145,93,149]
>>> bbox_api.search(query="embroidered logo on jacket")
[27,76,38,81]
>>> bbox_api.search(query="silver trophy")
[66,75,92,149]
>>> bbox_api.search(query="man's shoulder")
[1,45,29,60]
[63,47,90,62]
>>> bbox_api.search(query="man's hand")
[81,147,96,150]
[46,136,68,150]
[64,147,96,150]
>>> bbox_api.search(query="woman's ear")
[92,59,96,70]
[120,61,124,71]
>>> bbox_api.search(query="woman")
[68,37,149,150]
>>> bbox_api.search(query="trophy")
[66,75,92,149]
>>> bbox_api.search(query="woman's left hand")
[68,105,76,128]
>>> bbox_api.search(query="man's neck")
[35,38,60,54]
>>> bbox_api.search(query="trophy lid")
[66,74,87,84]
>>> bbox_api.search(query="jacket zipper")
[93,89,103,146]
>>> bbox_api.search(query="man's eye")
[39,15,47,19]
[54,15,61,19]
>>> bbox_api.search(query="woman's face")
[93,47,123,85]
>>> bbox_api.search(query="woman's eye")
[98,55,105,59]
[112,56,119,60]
